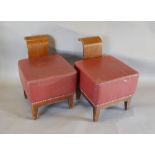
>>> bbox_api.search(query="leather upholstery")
[18,54,77,103]
[75,56,139,106]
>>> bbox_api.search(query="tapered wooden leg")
[32,105,38,120]
[68,95,74,109]
[93,107,101,122]
[124,98,131,110]
[24,90,27,99]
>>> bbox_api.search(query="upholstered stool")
[18,35,77,119]
[75,36,139,122]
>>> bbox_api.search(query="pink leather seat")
[75,56,138,106]
[19,54,77,103]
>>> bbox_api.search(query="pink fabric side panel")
[80,71,98,104]
[18,61,31,98]
[96,75,139,105]
[27,73,76,103]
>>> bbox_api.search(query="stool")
[75,36,139,122]
[18,35,77,119]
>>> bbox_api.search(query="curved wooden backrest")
[25,35,49,59]
[79,36,102,59]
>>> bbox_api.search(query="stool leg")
[93,107,101,122]
[124,98,131,110]
[76,87,81,100]
[68,95,74,109]
[76,70,81,100]
[24,90,27,99]
[32,105,38,120]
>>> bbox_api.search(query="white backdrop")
[0,21,155,83]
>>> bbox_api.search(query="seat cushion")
[75,56,139,106]
[18,54,77,103]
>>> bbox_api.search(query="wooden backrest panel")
[25,35,49,59]
[79,36,102,59]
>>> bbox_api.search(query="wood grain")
[93,107,101,122]
[25,35,49,59]
[79,36,102,59]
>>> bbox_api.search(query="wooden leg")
[76,87,81,100]
[124,98,131,110]
[32,105,38,120]
[93,107,101,122]
[68,95,74,109]
[76,69,81,100]
[24,90,27,99]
